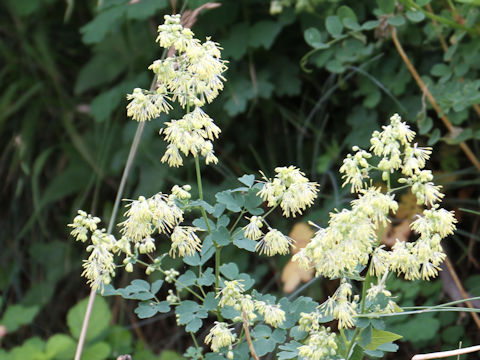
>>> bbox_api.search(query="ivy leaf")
[248,20,282,49]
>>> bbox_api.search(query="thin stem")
[242,310,259,360]
[390,26,480,171]
[74,120,146,360]
[412,345,480,360]
[229,209,246,233]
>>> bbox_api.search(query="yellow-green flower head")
[169,225,202,258]
[402,143,432,176]
[258,166,319,217]
[218,280,245,307]
[138,236,156,254]
[243,216,264,240]
[166,289,179,304]
[411,207,457,238]
[297,327,338,360]
[68,210,101,242]
[120,193,184,242]
[164,268,180,283]
[303,208,376,278]
[256,228,292,256]
[339,147,371,193]
[160,107,220,167]
[321,281,358,329]
[350,187,398,227]
[298,311,322,332]
[389,240,420,280]
[170,184,191,200]
[205,322,236,352]
[156,14,194,51]
[82,229,117,292]
[126,88,172,122]
[254,301,286,328]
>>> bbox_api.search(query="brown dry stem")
[390,26,480,171]
[242,310,259,360]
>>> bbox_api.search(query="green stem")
[229,209,246,233]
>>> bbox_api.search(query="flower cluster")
[69,211,116,292]
[258,166,319,217]
[126,14,227,167]
[204,322,236,352]
[297,326,338,360]
[160,107,220,167]
[293,114,456,330]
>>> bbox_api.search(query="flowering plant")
[69,14,457,360]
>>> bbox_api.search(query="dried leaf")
[382,219,411,247]
[281,223,314,293]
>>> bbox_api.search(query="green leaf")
[248,21,282,49]
[220,262,239,279]
[177,270,197,288]
[67,296,111,341]
[80,6,127,44]
[125,0,167,19]
[278,341,301,360]
[215,190,243,212]
[198,268,216,286]
[222,23,249,60]
[304,28,329,49]
[343,18,361,31]
[362,20,380,30]
[0,304,40,332]
[44,334,76,359]
[135,301,170,319]
[388,15,406,26]
[238,174,255,187]
[428,128,441,145]
[233,231,257,252]
[151,280,164,295]
[364,329,402,351]
[406,9,425,22]
[325,16,343,38]
[159,350,185,360]
[211,226,231,247]
[337,5,358,23]
[377,0,395,13]
[82,342,111,360]
[431,63,450,77]
[202,292,219,311]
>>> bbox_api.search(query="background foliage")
[1,0,480,358]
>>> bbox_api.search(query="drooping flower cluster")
[204,322,236,352]
[293,114,456,330]
[126,14,227,167]
[69,211,117,292]
[258,166,319,217]
[160,107,220,167]
[297,326,338,360]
